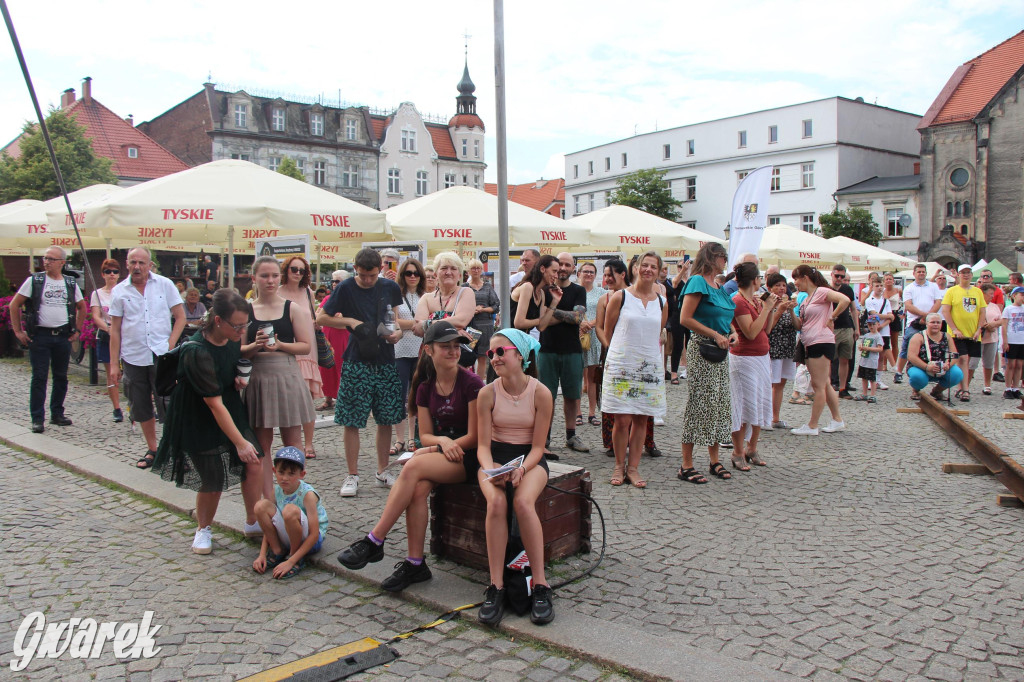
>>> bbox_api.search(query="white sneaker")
[243,521,262,538]
[821,420,846,433]
[790,424,819,436]
[680,368,687,380]
[192,526,212,554]
[375,469,398,487]
[340,475,359,497]
[654,416,665,426]
[876,381,889,390]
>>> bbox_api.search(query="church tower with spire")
[448,53,485,168]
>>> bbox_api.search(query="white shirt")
[17,274,84,329]
[903,281,942,326]
[108,272,183,366]
[510,271,526,288]
[864,294,891,337]
[1003,304,1024,345]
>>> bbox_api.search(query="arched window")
[960,224,968,235]
[946,202,953,217]
[954,201,961,217]
[963,201,970,217]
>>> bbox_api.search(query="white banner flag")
[729,165,773,268]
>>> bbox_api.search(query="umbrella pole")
[227,226,235,291]
[315,243,321,286]
[105,238,111,260]
[493,0,511,329]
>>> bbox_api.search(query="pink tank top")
[491,376,540,444]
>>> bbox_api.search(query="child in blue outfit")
[252,446,328,579]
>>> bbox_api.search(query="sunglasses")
[486,345,519,360]
[832,274,845,280]
[403,271,420,277]
[103,269,120,275]
[289,266,307,275]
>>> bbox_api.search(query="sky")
[2,1,1022,186]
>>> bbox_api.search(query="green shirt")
[682,276,736,336]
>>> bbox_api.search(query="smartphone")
[683,254,691,263]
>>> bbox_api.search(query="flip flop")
[305,446,317,460]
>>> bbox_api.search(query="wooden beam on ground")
[997,494,1023,508]
[918,393,1024,505]
[1003,412,1024,420]
[942,463,992,475]
[896,407,923,414]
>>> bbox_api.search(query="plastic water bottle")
[384,305,396,333]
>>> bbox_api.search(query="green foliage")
[0,108,117,203]
[608,168,682,222]
[276,157,306,182]
[818,207,882,246]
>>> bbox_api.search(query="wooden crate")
[429,462,592,570]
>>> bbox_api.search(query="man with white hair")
[8,246,87,433]
[510,248,540,288]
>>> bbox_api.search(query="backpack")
[155,341,195,397]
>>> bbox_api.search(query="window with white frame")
[345,119,357,140]
[682,221,696,229]
[401,129,416,152]
[272,108,285,132]
[295,158,305,174]
[663,144,671,159]
[771,167,781,191]
[802,163,814,188]
[687,139,694,156]
[768,216,781,225]
[802,119,813,138]
[234,104,247,128]
[473,174,480,189]
[462,174,468,185]
[416,170,429,196]
[588,193,595,212]
[230,153,250,162]
[387,168,401,194]
[473,140,480,158]
[801,214,815,232]
[573,164,579,179]
[886,207,905,237]
[573,195,580,214]
[268,156,281,173]
[738,130,747,148]
[443,172,456,189]
[621,152,628,167]
[605,157,611,171]
[127,147,138,159]
[341,164,358,188]
[737,170,749,184]
[313,161,326,186]
[685,177,696,202]
[769,125,778,144]
[588,161,594,176]
[310,112,324,137]
[462,139,468,157]
[604,190,612,206]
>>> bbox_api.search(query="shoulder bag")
[308,290,334,368]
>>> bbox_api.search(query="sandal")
[709,462,732,479]
[910,393,921,401]
[589,416,601,427]
[677,467,708,484]
[278,559,305,580]
[960,390,970,403]
[731,455,750,471]
[575,414,584,426]
[389,441,406,457]
[789,397,812,405]
[670,374,679,385]
[136,450,156,469]
[866,397,877,403]
[853,395,868,401]
[745,452,767,467]
[305,446,317,460]
[610,465,625,486]
[625,467,646,488]
[256,551,286,573]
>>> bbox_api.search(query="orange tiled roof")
[484,179,565,217]
[920,30,1024,128]
[425,123,458,160]
[369,115,389,142]
[447,113,485,131]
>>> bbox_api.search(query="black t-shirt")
[540,282,586,353]
[833,283,855,329]
[322,277,403,364]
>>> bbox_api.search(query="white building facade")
[836,174,922,258]
[564,97,921,238]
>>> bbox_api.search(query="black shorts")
[882,336,891,350]
[954,338,981,358]
[857,366,877,381]
[804,342,835,360]
[1007,344,1024,361]
[481,442,550,478]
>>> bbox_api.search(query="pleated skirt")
[246,353,316,428]
[729,352,773,432]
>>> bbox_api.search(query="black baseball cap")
[424,320,462,344]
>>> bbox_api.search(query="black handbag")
[697,341,728,363]
[155,342,194,397]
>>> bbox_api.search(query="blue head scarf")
[493,328,540,369]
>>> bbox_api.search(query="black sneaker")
[478,584,506,626]
[644,445,662,458]
[1005,389,1017,399]
[31,421,44,433]
[993,371,1005,382]
[838,389,852,400]
[893,373,903,384]
[530,584,554,625]
[113,408,124,423]
[50,414,72,426]
[381,559,432,592]
[337,537,384,570]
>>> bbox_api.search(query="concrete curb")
[0,416,793,681]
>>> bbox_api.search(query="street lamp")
[1014,239,1024,272]
[723,223,731,240]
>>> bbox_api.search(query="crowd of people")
[9,243,1024,628]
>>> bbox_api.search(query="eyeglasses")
[289,266,307,275]
[223,320,248,332]
[42,256,65,262]
[102,269,120,275]
[486,345,518,360]
[403,271,420,277]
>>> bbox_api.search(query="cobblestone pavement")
[2,357,1024,680]
[0,445,626,681]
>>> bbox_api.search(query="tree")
[0,108,117,203]
[608,168,682,222]
[817,207,882,246]
[276,157,306,182]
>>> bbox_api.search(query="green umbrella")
[972,258,1011,283]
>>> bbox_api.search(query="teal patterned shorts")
[335,360,404,428]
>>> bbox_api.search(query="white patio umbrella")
[827,236,916,272]
[753,224,849,269]
[385,186,587,251]
[0,185,122,249]
[46,160,389,282]
[568,204,722,253]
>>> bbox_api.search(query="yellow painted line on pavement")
[238,637,382,682]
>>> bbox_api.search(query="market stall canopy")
[46,159,388,244]
[747,224,848,269]
[827,236,916,272]
[972,258,1012,283]
[384,186,587,250]
[0,185,122,250]
[895,261,951,281]
[567,204,722,255]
